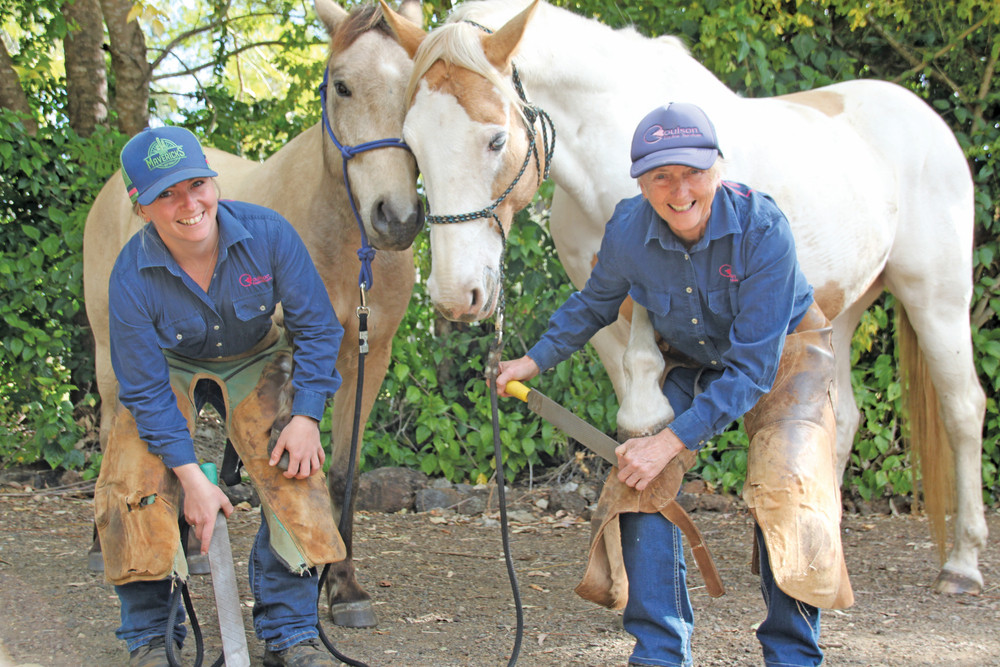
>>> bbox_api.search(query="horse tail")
[897,305,955,565]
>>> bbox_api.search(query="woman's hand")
[173,463,234,554]
[615,428,686,491]
[494,356,541,397]
[269,414,325,479]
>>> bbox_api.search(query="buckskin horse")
[83,0,425,627]
[380,0,987,595]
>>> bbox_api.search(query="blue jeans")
[116,516,321,653]
[620,513,823,667]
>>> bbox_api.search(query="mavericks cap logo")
[119,126,218,206]
[144,137,187,172]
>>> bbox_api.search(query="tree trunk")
[99,0,150,136]
[63,0,108,137]
[0,38,37,135]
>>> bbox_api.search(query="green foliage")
[0,109,123,471]
[1,0,997,507]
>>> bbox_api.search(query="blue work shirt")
[108,200,343,469]
[528,181,813,450]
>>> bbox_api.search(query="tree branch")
[866,13,990,104]
[151,40,292,83]
[973,34,997,130]
[150,10,287,71]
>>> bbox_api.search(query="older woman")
[94,126,345,667]
[497,102,852,667]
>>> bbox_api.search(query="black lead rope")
[316,286,371,667]
[486,327,525,667]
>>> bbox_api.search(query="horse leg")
[324,339,376,628]
[829,301,871,482]
[548,187,630,401]
[324,281,408,627]
[615,304,674,440]
[892,300,987,594]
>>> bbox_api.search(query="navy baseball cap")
[629,102,722,178]
[120,126,218,205]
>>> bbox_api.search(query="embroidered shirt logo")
[719,264,739,283]
[239,273,273,287]
[144,137,186,171]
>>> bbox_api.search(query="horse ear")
[314,0,348,35]
[379,0,426,58]
[483,0,539,70]
[397,0,424,29]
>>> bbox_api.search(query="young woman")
[94,126,345,667]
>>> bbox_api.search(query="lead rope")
[314,63,411,667]
[316,285,371,667]
[481,227,525,666]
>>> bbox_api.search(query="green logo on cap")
[144,137,186,171]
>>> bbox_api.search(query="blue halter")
[318,67,412,291]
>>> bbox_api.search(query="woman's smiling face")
[638,164,720,244]
[140,177,219,249]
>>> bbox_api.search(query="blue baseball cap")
[629,102,722,178]
[120,126,218,205]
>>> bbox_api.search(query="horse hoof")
[932,569,982,595]
[329,600,378,628]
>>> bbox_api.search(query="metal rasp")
[505,380,619,464]
[200,463,251,667]
[504,380,727,599]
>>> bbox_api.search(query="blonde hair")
[407,22,528,125]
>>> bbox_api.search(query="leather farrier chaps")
[94,325,345,585]
[575,301,853,610]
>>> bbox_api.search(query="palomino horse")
[381,0,988,595]
[83,0,424,627]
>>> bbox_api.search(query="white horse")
[380,0,988,595]
[84,0,425,627]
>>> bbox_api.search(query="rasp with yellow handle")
[504,380,726,598]
[505,380,620,464]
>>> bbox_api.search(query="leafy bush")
[0,110,121,472]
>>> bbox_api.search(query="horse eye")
[334,81,351,98]
[488,132,506,152]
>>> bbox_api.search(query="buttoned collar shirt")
[528,181,814,450]
[108,200,343,468]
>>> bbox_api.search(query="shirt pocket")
[630,284,672,318]
[156,313,206,350]
[706,286,738,328]
[233,286,276,323]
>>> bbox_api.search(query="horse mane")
[407,20,528,123]
[330,4,398,55]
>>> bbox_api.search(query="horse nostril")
[371,199,390,235]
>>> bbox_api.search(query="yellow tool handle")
[504,379,532,402]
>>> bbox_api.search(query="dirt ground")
[0,473,998,667]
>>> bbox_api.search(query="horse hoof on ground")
[329,599,378,628]
[932,568,982,595]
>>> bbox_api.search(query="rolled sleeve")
[108,270,197,469]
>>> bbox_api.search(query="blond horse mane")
[407,20,528,125]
